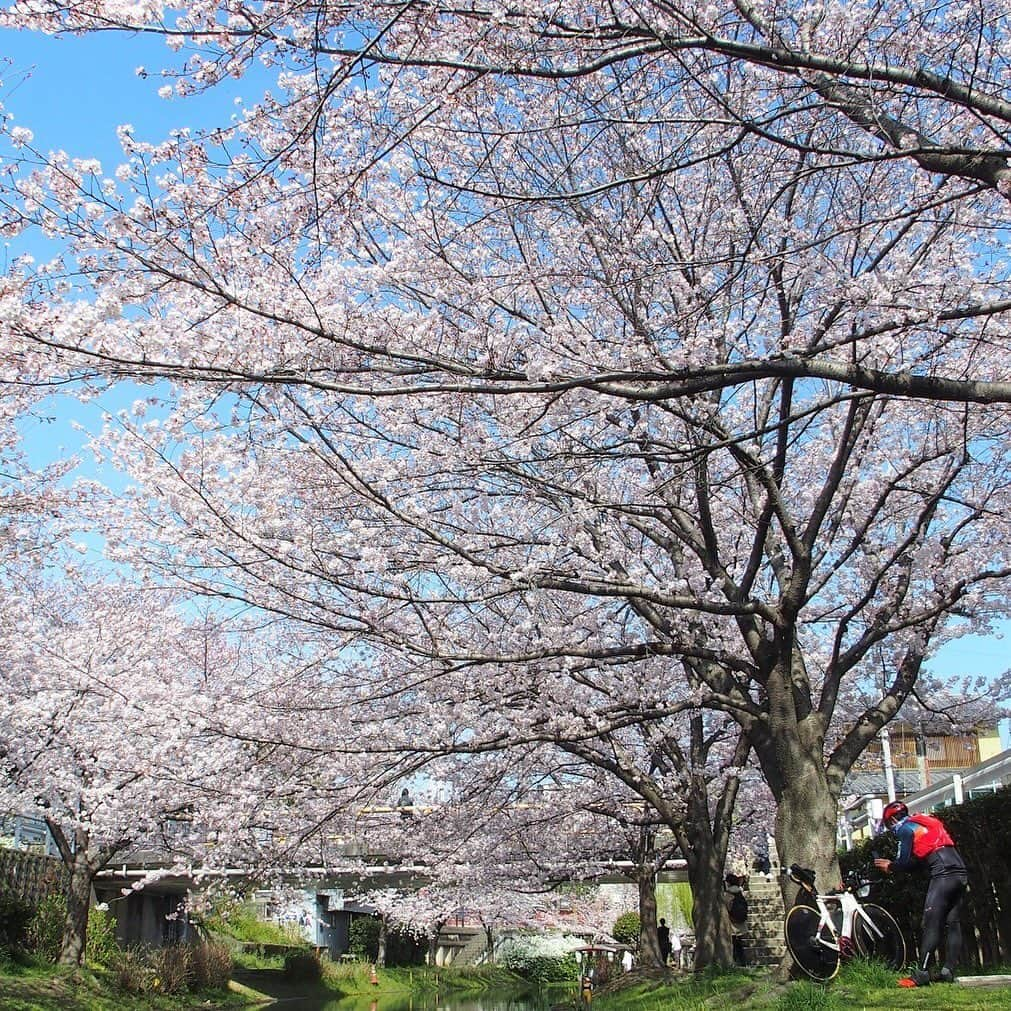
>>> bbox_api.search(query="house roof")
[843,770,925,802]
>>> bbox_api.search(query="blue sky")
[3,24,1009,746]
[3,26,251,471]
[2,27,246,159]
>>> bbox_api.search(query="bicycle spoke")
[784,904,840,981]
[854,903,906,969]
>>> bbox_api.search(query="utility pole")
[881,727,897,802]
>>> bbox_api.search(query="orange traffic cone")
[370,964,379,986]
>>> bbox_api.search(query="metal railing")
[840,747,1011,845]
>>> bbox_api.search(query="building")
[839,723,1011,846]
[0,814,61,858]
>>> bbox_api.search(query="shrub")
[612,911,640,949]
[112,947,156,994]
[0,891,32,953]
[284,949,322,982]
[349,915,380,961]
[23,893,120,966]
[26,893,64,962]
[498,933,581,984]
[149,944,192,994]
[189,940,233,989]
[109,942,233,996]
[513,954,578,984]
[86,905,119,965]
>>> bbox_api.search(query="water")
[243,983,556,1011]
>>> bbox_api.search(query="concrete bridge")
[93,814,689,955]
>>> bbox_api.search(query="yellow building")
[839,724,1009,847]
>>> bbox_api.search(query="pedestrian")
[874,801,967,986]
[395,787,415,819]
[670,927,683,970]
[725,873,748,966]
[657,917,672,965]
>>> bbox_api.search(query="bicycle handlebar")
[785,864,872,894]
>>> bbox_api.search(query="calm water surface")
[252,986,558,1011]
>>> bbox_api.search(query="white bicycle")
[783,864,906,981]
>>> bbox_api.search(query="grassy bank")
[228,960,530,1011]
[0,962,255,1010]
[586,961,1011,1011]
[0,955,531,1011]
[317,960,527,995]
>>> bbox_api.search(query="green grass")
[588,962,1011,1011]
[203,903,307,947]
[319,961,526,995]
[230,948,287,970]
[0,964,250,1010]
[0,948,527,1011]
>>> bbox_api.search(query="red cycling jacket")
[893,813,966,877]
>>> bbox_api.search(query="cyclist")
[873,800,967,986]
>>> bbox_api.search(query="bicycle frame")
[807,888,883,953]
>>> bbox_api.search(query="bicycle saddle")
[788,864,817,887]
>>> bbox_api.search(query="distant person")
[657,917,672,965]
[725,873,748,966]
[670,927,683,970]
[396,787,414,818]
[753,850,771,875]
[875,801,967,986]
[621,948,633,972]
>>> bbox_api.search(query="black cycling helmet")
[882,800,908,826]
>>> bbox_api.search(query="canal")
[282,994,553,1011]
[233,973,560,1011]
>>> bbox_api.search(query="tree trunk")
[684,843,734,970]
[751,652,843,912]
[44,820,98,968]
[59,857,94,966]
[376,916,387,967]
[678,769,735,970]
[637,868,663,969]
[774,763,842,899]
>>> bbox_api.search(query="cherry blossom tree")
[0,573,296,963]
[5,0,1011,212]
[68,359,1009,906]
[334,736,751,968]
[1,0,1010,945]
[343,761,627,965]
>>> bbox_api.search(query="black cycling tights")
[920,874,967,972]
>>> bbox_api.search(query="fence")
[0,846,67,909]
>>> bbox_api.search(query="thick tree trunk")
[376,916,388,967]
[678,767,736,971]
[753,652,843,912]
[684,843,734,970]
[775,763,841,899]
[637,868,664,969]
[44,820,102,968]
[59,857,94,966]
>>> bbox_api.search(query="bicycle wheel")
[854,903,906,969]
[784,904,840,981]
